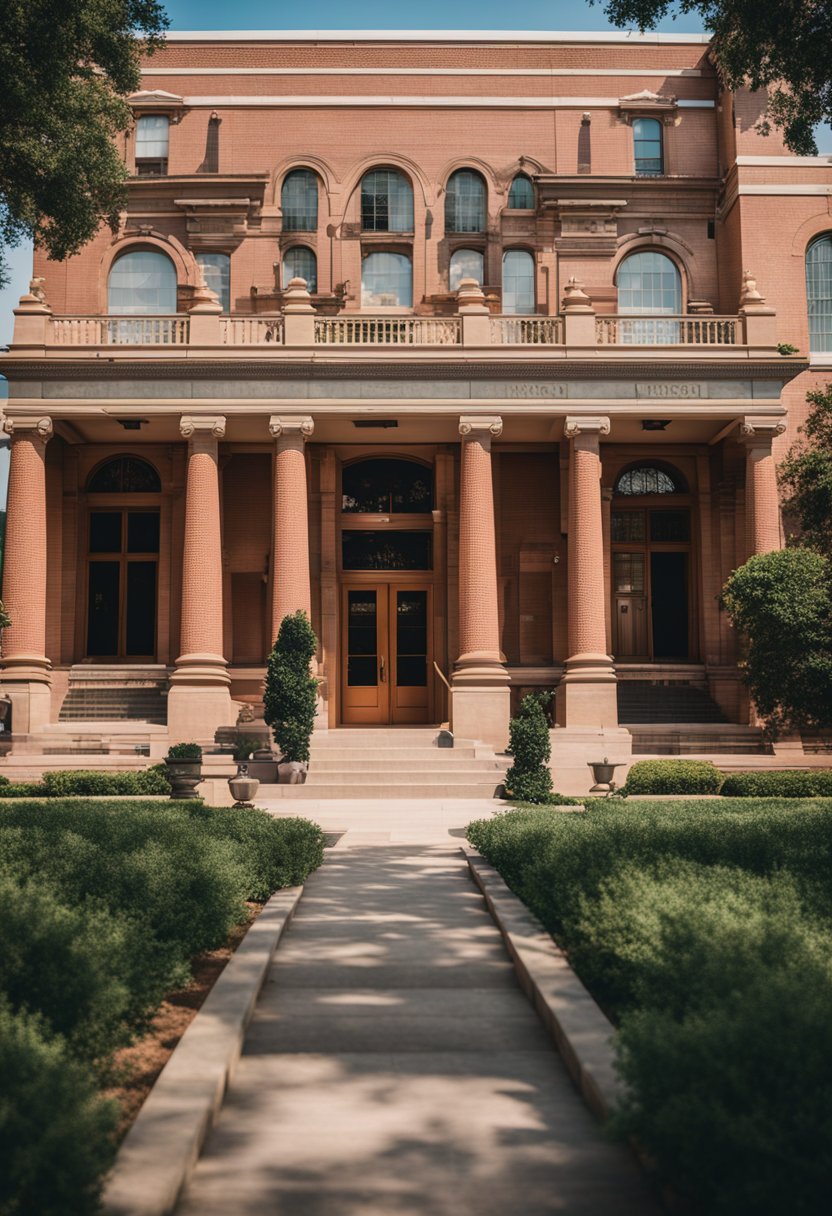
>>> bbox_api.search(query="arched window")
[107,250,177,315]
[445,169,486,233]
[283,247,318,294]
[196,252,230,312]
[361,170,413,232]
[508,173,534,209]
[281,169,319,232]
[617,251,681,314]
[361,251,412,308]
[342,458,434,513]
[87,456,161,494]
[806,235,832,353]
[449,248,484,291]
[615,465,683,496]
[502,249,535,315]
[633,118,663,175]
[135,115,169,175]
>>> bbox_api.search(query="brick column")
[269,415,314,642]
[168,415,234,741]
[741,416,787,556]
[0,416,53,732]
[452,415,509,749]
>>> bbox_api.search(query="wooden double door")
[341,583,432,724]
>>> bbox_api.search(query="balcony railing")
[595,316,740,346]
[51,316,190,345]
[490,316,563,345]
[314,316,461,345]
[220,316,284,345]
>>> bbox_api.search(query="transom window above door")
[342,458,434,513]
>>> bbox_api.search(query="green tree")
[0,1,168,286]
[504,692,554,804]
[780,385,832,557]
[595,1,832,154]
[722,549,832,733]
[263,611,318,765]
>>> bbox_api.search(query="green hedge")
[721,769,832,798]
[623,759,723,795]
[0,766,171,799]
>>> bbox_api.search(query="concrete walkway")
[176,829,657,1215]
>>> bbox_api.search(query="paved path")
[176,832,657,1215]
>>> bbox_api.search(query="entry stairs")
[263,728,508,799]
[618,680,769,755]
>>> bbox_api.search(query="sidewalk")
[175,835,657,1215]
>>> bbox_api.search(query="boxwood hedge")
[622,759,723,795]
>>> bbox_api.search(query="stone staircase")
[616,680,769,754]
[262,728,508,799]
[58,666,168,725]
[617,680,728,724]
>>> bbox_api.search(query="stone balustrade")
[595,315,741,346]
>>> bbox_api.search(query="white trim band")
[142,66,707,78]
[160,29,714,45]
[181,93,716,109]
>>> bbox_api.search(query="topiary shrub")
[0,782,46,798]
[40,767,170,798]
[166,742,202,762]
[264,610,318,764]
[503,692,553,804]
[623,759,723,796]
[720,769,832,798]
[0,1001,117,1216]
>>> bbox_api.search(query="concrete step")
[308,757,502,773]
[306,769,505,787]
[257,780,504,799]
[308,747,481,762]
[310,729,442,747]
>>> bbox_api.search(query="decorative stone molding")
[459,415,503,439]
[740,416,787,443]
[180,415,226,439]
[618,89,677,124]
[561,278,593,313]
[564,416,611,439]
[282,277,315,314]
[2,416,53,443]
[456,278,489,314]
[268,415,315,441]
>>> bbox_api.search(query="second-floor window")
[618,251,681,314]
[108,250,177,314]
[361,251,412,307]
[445,170,486,233]
[507,173,534,208]
[807,235,832,353]
[361,170,413,232]
[196,252,230,312]
[502,249,535,314]
[281,169,318,232]
[449,248,484,291]
[633,117,663,175]
[283,247,318,294]
[135,115,169,176]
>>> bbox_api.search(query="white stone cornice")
[459,415,503,439]
[268,415,315,440]
[564,415,611,438]
[2,416,53,444]
[180,414,226,439]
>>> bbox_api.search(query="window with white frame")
[108,250,177,314]
[361,251,412,307]
[282,247,318,294]
[449,248,484,291]
[502,249,535,314]
[361,170,414,232]
[196,252,230,312]
[507,173,534,209]
[135,115,169,175]
[281,169,319,232]
[632,117,663,175]
[445,170,486,233]
[807,235,832,353]
[616,250,682,343]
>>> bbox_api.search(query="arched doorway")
[84,456,161,659]
[339,457,435,724]
[611,462,692,660]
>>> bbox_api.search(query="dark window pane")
[88,457,161,493]
[89,512,122,553]
[342,459,433,513]
[397,656,427,686]
[87,563,120,655]
[615,466,679,495]
[611,511,646,543]
[396,591,427,685]
[127,511,160,553]
[650,510,690,543]
[347,592,378,678]
[125,562,157,654]
[347,657,378,687]
[342,531,432,571]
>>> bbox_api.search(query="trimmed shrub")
[186,806,326,901]
[0,1001,118,1216]
[264,610,318,764]
[166,742,202,761]
[504,692,553,804]
[0,782,45,798]
[721,768,832,798]
[40,766,170,798]
[623,759,723,796]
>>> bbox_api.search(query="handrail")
[433,660,452,693]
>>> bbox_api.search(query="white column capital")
[180,415,226,440]
[740,416,787,446]
[459,415,503,440]
[564,415,610,439]
[269,414,315,441]
[2,416,53,444]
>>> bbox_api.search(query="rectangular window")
[342,531,432,571]
[135,115,169,176]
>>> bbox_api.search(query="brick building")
[1,29,830,790]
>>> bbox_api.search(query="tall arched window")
[806,235,832,353]
[282,247,318,293]
[615,464,683,496]
[107,250,177,315]
[135,115,169,175]
[361,170,413,232]
[633,118,663,175]
[445,170,486,233]
[502,249,535,314]
[449,248,484,291]
[196,252,230,312]
[281,169,319,232]
[361,252,412,308]
[508,173,534,209]
[616,250,681,343]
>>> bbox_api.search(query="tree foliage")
[595,1,832,154]
[722,549,832,733]
[263,611,318,764]
[779,385,832,557]
[504,691,554,804]
[0,1,169,285]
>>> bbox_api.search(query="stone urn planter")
[228,766,260,807]
[165,758,203,800]
[277,759,308,785]
[587,757,625,795]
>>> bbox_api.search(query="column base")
[555,652,618,728]
[451,654,510,750]
[0,655,52,733]
[549,726,633,796]
[168,653,235,743]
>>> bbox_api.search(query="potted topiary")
[503,692,554,804]
[165,742,203,800]
[264,610,318,784]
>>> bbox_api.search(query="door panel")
[391,588,430,723]
[651,552,689,658]
[87,562,120,656]
[341,584,432,724]
[613,552,648,658]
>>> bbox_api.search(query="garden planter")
[228,773,260,806]
[588,758,624,794]
[277,760,308,785]
[165,759,203,800]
